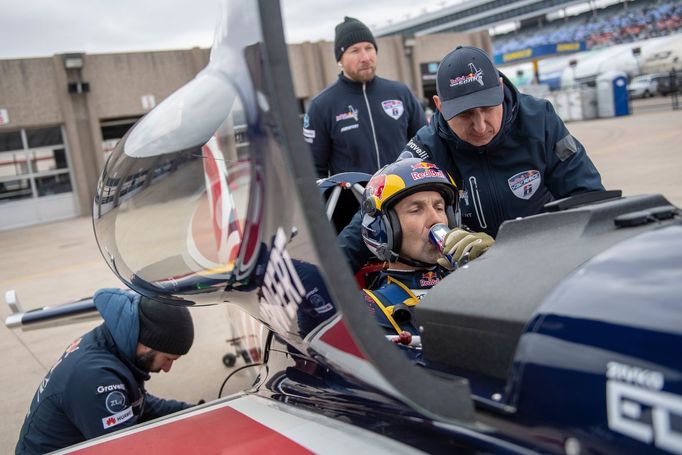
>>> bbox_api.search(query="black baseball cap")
[436,46,503,120]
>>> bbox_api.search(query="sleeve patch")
[555,134,578,161]
[102,406,133,429]
[96,383,126,394]
[401,139,430,160]
[303,128,315,144]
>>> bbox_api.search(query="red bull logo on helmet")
[411,162,438,171]
[366,174,386,199]
[411,169,445,181]
[411,161,445,181]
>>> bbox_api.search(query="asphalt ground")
[0,98,681,450]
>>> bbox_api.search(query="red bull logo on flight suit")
[419,271,440,287]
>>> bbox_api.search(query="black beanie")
[138,297,194,356]
[334,16,377,62]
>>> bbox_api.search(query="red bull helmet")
[361,158,459,263]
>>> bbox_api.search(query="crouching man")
[16,289,195,454]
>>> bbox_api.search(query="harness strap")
[362,277,421,335]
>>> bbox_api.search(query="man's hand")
[436,228,494,269]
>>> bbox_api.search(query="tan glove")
[436,228,494,270]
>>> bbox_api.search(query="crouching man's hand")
[436,228,494,270]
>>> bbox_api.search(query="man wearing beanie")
[337,45,604,272]
[16,289,195,454]
[303,16,426,178]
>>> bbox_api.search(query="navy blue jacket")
[16,289,190,455]
[339,75,604,271]
[303,74,425,178]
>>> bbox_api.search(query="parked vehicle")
[657,71,682,96]
[627,73,667,98]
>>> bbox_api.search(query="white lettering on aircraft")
[606,361,682,454]
[260,228,305,334]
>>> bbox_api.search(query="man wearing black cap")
[337,46,604,272]
[16,289,195,454]
[303,16,426,178]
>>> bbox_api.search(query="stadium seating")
[494,0,682,54]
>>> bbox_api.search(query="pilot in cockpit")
[358,158,494,341]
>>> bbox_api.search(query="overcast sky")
[0,0,459,60]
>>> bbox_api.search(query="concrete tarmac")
[1,100,681,450]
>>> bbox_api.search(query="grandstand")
[375,0,682,70]
[493,0,682,54]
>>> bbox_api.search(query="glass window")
[30,148,68,172]
[0,151,30,177]
[0,178,32,203]
[0,131,23,152]
[26,126,63,148]
[35,173,72,196]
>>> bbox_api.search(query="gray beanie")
[334,16,377,61]
[138,297,194,355]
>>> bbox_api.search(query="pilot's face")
[135,345,181,373]
[394,191,448,265]
[339,41,377,83]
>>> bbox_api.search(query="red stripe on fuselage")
[318,319,365,359]
[69,405,312,454]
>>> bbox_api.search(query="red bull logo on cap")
[449,63,485,88]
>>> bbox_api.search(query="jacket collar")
[98,324,151,382]
[338,72,376,92]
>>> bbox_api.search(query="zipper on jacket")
[362,83,381,168]
[469,176,487,230]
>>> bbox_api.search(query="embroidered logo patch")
[306,288,334,315]
[449,63,484,88]
[105,391,128,413]
[419,271,439,287]
[335,105,359,122]
[102,407,133,429]
[303,127,315,144]
[340,124,359,133]
[508,170,541,200]
[381,100,404,120]
[97,383,125,394]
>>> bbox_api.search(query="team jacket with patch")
[338,75,604,272]
[303,74,425,177]
[16,290,190,455]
